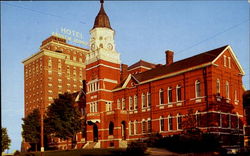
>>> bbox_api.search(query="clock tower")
[85,0,121,148]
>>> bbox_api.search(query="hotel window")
[48,97,53,101]
[195,80,201,98]
[48,83,52,87]
[130,122,134,135]
[168,87,173,103]
[148,119,152,133]
[223,55,227,67]
[177,115,182,130]
[142,120,147,134]
[168,116,173,131]
[134,95,138,110]
[129,96,133,110]
[48,90,53,94]
[147,92,151,107]
[122,98,126,110]
[228,57,231,68]
[176,85,182,101]
[226,81,230,99]
[117,99,120,109]
[142,93,146,108]
[159,89,164,105]
[216,79,220,95]
[160,116,164,132]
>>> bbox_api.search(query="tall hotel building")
[22,36,88,117]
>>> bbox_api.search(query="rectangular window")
[224,55,227,67]
[160,118,164,131]
[168,88,172,103]
[160,89,164,104]
[177,86,182,101]
[129,96,133,110]
[134,96,138,110]
[178,116,182,130]
[148,120,152,133]
[117,99,120,109]
[228,57,231,68]
[168,117,173,131]
[142,121,147,134]
[122,98,125,110]
[134,122,138,134]
[142,94,146,108]
[130,122,134,135]
[147,93,151,107]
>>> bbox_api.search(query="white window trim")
[168,87,172,104]
[159,89,164,105]
[195,80,201,98]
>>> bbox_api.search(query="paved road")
[146,148,179,156]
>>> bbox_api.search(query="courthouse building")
[23,1,247,149]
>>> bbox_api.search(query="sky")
[1,0,249,153]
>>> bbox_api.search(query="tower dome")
[93,0,112,29]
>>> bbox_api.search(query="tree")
[22,109,41,151]
[182,109,201,135]
[1,127,11,152]
[45,92,83,149]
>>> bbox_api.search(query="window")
[216,79,220,95]
[122,98,125,110]
[226,81,230,99]
[142,120,147,134]
[159,89,164,104]
[129,96,133,110]
[106,102,112,111]
[168,116,173,131]
[134,96,138,110]
[224,55,227,67]
[148,120,152,133]
[228,57,231,68]
[109,122,114,135]
[134,121,138,135]
[117,99,120,109]
[90,102,98,113]
[160,116,164,132]
[142,93,146,108]
[195,80,201,98]
[234,90,237,101]
[168,87,173,103]
[176,85,182,101]
[147,92,151,107]
[130,122,134,135]
[177,115,182,130]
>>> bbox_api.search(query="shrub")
[126,141,147,155]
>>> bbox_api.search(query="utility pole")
[40,105,44,156]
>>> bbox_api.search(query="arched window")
[176,85,182,102]
[159,89,164,105]
[109,122,114,135]
[147,92,151,107]
[129,121,134,135]
[134,120,138,135]
[216,79,220,95]
[195,80,201,98]
[122,98,125,110]
[148,119,152,133]
[168,87,173,103]
[142,119,147,134]
[226,81,230,99]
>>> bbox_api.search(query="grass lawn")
[20,149,127,156]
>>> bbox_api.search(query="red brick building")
[84,1,246,148]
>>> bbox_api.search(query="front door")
[93,124,98,142]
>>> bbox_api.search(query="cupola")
[93,0,112,29]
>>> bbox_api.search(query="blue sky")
[1,1,249,153]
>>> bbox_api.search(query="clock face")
[91,43,96,51]
[107,43,113,50]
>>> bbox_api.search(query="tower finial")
[100,0,104,4]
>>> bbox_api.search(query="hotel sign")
[52,27,88,46]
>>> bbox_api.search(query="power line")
[2,2,86,24]
[151,18,249,63]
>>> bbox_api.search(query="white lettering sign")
[52,27,88,47]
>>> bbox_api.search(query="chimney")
[121,64,128,81]
[165,50,174,66]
